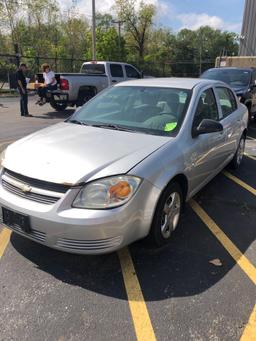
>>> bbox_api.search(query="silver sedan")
[0,78,248,254]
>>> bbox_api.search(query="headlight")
[0,148,6,166]
[73,175,141,209]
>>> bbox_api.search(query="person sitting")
[37,64,57,105]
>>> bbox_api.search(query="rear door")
[215,86,240,159]
[108,63,125,85]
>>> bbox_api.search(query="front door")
[187,87,226,192]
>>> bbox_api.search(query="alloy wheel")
[160,191,181,239]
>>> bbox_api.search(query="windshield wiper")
[90,123,135,132]
[68,119,87,125]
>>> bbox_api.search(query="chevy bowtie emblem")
[21,184,32,193]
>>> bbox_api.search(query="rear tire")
[149,182,183,247]
[50,101,68,112]
[77,89,96,107]
[230,136,245,169]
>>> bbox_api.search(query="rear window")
[81,64,106,75]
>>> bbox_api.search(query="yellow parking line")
[244,153,256,161]
[223,171,256,197]
[247,136,256,141]
[118,247,156,341]
[0,228,11,259]
[190,200,256,285]
[190,200,256,340]
[240,303,256,341]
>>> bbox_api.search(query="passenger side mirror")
[192,119,223,138]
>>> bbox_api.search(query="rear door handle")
[112,80,117,83]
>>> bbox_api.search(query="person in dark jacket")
[16,63,31,117]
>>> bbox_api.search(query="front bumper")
[0,174,161,254]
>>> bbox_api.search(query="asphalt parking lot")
[0,97,256,341]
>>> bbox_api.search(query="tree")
[60,17,90,70]
[0,0,23,52]
[115,0,155,62]
[95,27,126,61]
[95,13,113,31]
[144,28,176,76]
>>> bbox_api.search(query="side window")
[125,65,140,78]
[193,88,219,127]
[216,87,237,118]
[110,64,124,78]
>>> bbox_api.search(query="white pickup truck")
[38,61,142,111]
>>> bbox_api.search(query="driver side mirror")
[192,119,223,138]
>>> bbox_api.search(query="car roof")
[205,67,254,72]
[82,61,131,66]
[116,77,222,90]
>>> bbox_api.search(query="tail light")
[60,79,69,90]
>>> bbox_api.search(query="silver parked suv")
[0,78,248,254]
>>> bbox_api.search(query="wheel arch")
[78,85,97,95]
[154,173,189,210]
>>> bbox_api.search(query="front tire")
[149,182,183,247]
[230,136,245,169]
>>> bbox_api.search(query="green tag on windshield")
[164,122,177,132]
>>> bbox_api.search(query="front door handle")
[112,80,117,83]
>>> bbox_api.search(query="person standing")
[16,63,30,117]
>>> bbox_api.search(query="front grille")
[0,216,46,243]
[1,168,70,205]
[56,236,122,252]
[2,180,59,205]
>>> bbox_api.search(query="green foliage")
[115,0,155,61]
[0,0,239,76]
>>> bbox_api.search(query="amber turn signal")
[109,181,131,199]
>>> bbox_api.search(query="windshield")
[81,64,106,75]
[67,86,191,137]
[201,69,251,87]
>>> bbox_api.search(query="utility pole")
[92,0,96,60]
[112,20,125,60]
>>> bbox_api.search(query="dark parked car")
[201,67,256,122]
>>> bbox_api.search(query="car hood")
[3,122,170,185]
[232,86,248,94]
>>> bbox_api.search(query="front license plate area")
[2,207,31,233]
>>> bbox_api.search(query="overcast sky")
[59,0,245,33]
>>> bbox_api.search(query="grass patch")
[0,88,19,97]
